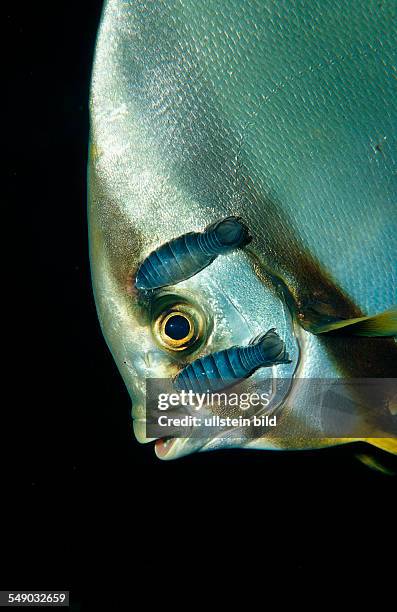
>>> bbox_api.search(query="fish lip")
[132,418,158,444]
[132,413,208,458]
[131,416,187,453]
[154,437,177,459]
[129,419,192,459]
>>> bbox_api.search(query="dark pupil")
[165,315,190,340]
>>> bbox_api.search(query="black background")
[4,1,395,608]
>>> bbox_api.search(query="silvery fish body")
[89,0,397,460]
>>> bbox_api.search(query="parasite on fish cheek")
[175,329,291,393]
[150,292,210,354]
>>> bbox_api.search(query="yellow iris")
[151,294,208,354]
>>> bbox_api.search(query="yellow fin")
[355,438,397,474]
[313,307,397,336]
[355,453,396,475]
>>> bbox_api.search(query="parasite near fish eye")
[175,328,291,393]
[151,293,209,354]
[135,216,251,291]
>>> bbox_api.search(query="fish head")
[89,163,300,457]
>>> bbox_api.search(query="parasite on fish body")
[135,216,251,291]
[175,329,290,394]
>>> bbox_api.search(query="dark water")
[4,1,395,608]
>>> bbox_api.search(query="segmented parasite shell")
[175,329,290,393]
[135,216,251,290]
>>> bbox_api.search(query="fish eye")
[151,293,209,354]
[161,312,193,347]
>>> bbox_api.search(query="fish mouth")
[153,436,218,460]
[154,437,178,459]
[132,416,205,460]
[132,417,189,456]
[133,416,208,459]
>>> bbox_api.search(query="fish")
[88,0,397,461]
